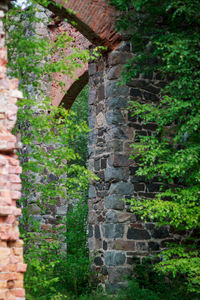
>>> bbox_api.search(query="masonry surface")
[0,0,183,296]
[0,7,26,299]
[87,43,176,291]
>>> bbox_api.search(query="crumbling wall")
[0,6,26,300]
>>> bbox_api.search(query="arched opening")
[59,70,89,110]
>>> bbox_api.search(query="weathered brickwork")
[87,42,173,291]
[49,16,90,109]
[0,6,26,299]
[49,0,121,49]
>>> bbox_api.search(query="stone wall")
[0,6,26,299]
[88,42,172,291]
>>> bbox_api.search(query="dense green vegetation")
[6,1,94,298]
[5,0,200,298]
[110,0,200,295]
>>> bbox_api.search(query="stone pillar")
[0,5,26,299]
[88,42,171,291]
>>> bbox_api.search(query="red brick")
[0,273,17,281]
[10,191,21,200]
[9,255,18,264]
[53,0,121,49]
[0,206,13,216]
[17,264,27,273]
[8,166,22,174]
[9,175,21,183]
[6,215,16,224]
[14,288,25,297]
[0,290,6,299]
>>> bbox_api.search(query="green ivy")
[5,1,99,298]
[110,0,200,294]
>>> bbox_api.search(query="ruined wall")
[0,0,179,295]
[88,42,172,291]
[21,5,90,232]
[49,17,90,109]
[21,3,174,291]
[0,6,26,299]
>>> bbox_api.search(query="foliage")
[24,196,92,299]
[50,259,198,300]
[110,0,200,294]
[70,85,89,166]
[5,0,98,298]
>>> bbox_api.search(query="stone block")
[105,210,117,223]
[105,167,124,182]
[152,226,170,239]
[88,63,96,76]
[110,182,134,195]
[136,242,148,251]
[94,256,103,266]
[104,194,125,210]
[106,97,129,109]
[88,224,93,238]
[103,240,108,250]
[107,65,122,80]
[105,110,125,125]
[88,115,95,129]
[88,185,96,199]
[116,212,132,223]
[112,240,135,251]
[102,224,124,239]
[105,251,126,266]
[106,140,123,152]
[127,228,150,240]
[105,81,128,99]
[108,154,132,167]
[108,127,128,140]
[96,112,106,128]
[108,51,133,66]
[145,223,155,230]
[89,130,97,145]
[97,85,105,101]
[95,225,101,239]
[101,158,107,169]
[94,159,100,171]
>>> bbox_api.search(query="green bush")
[110,0,200,294]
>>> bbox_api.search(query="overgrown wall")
[88,42,173,291]
[0,5,26,299]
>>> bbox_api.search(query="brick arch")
[48,0,121,49]
[49,19,90,108]
[59,70,89,110]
